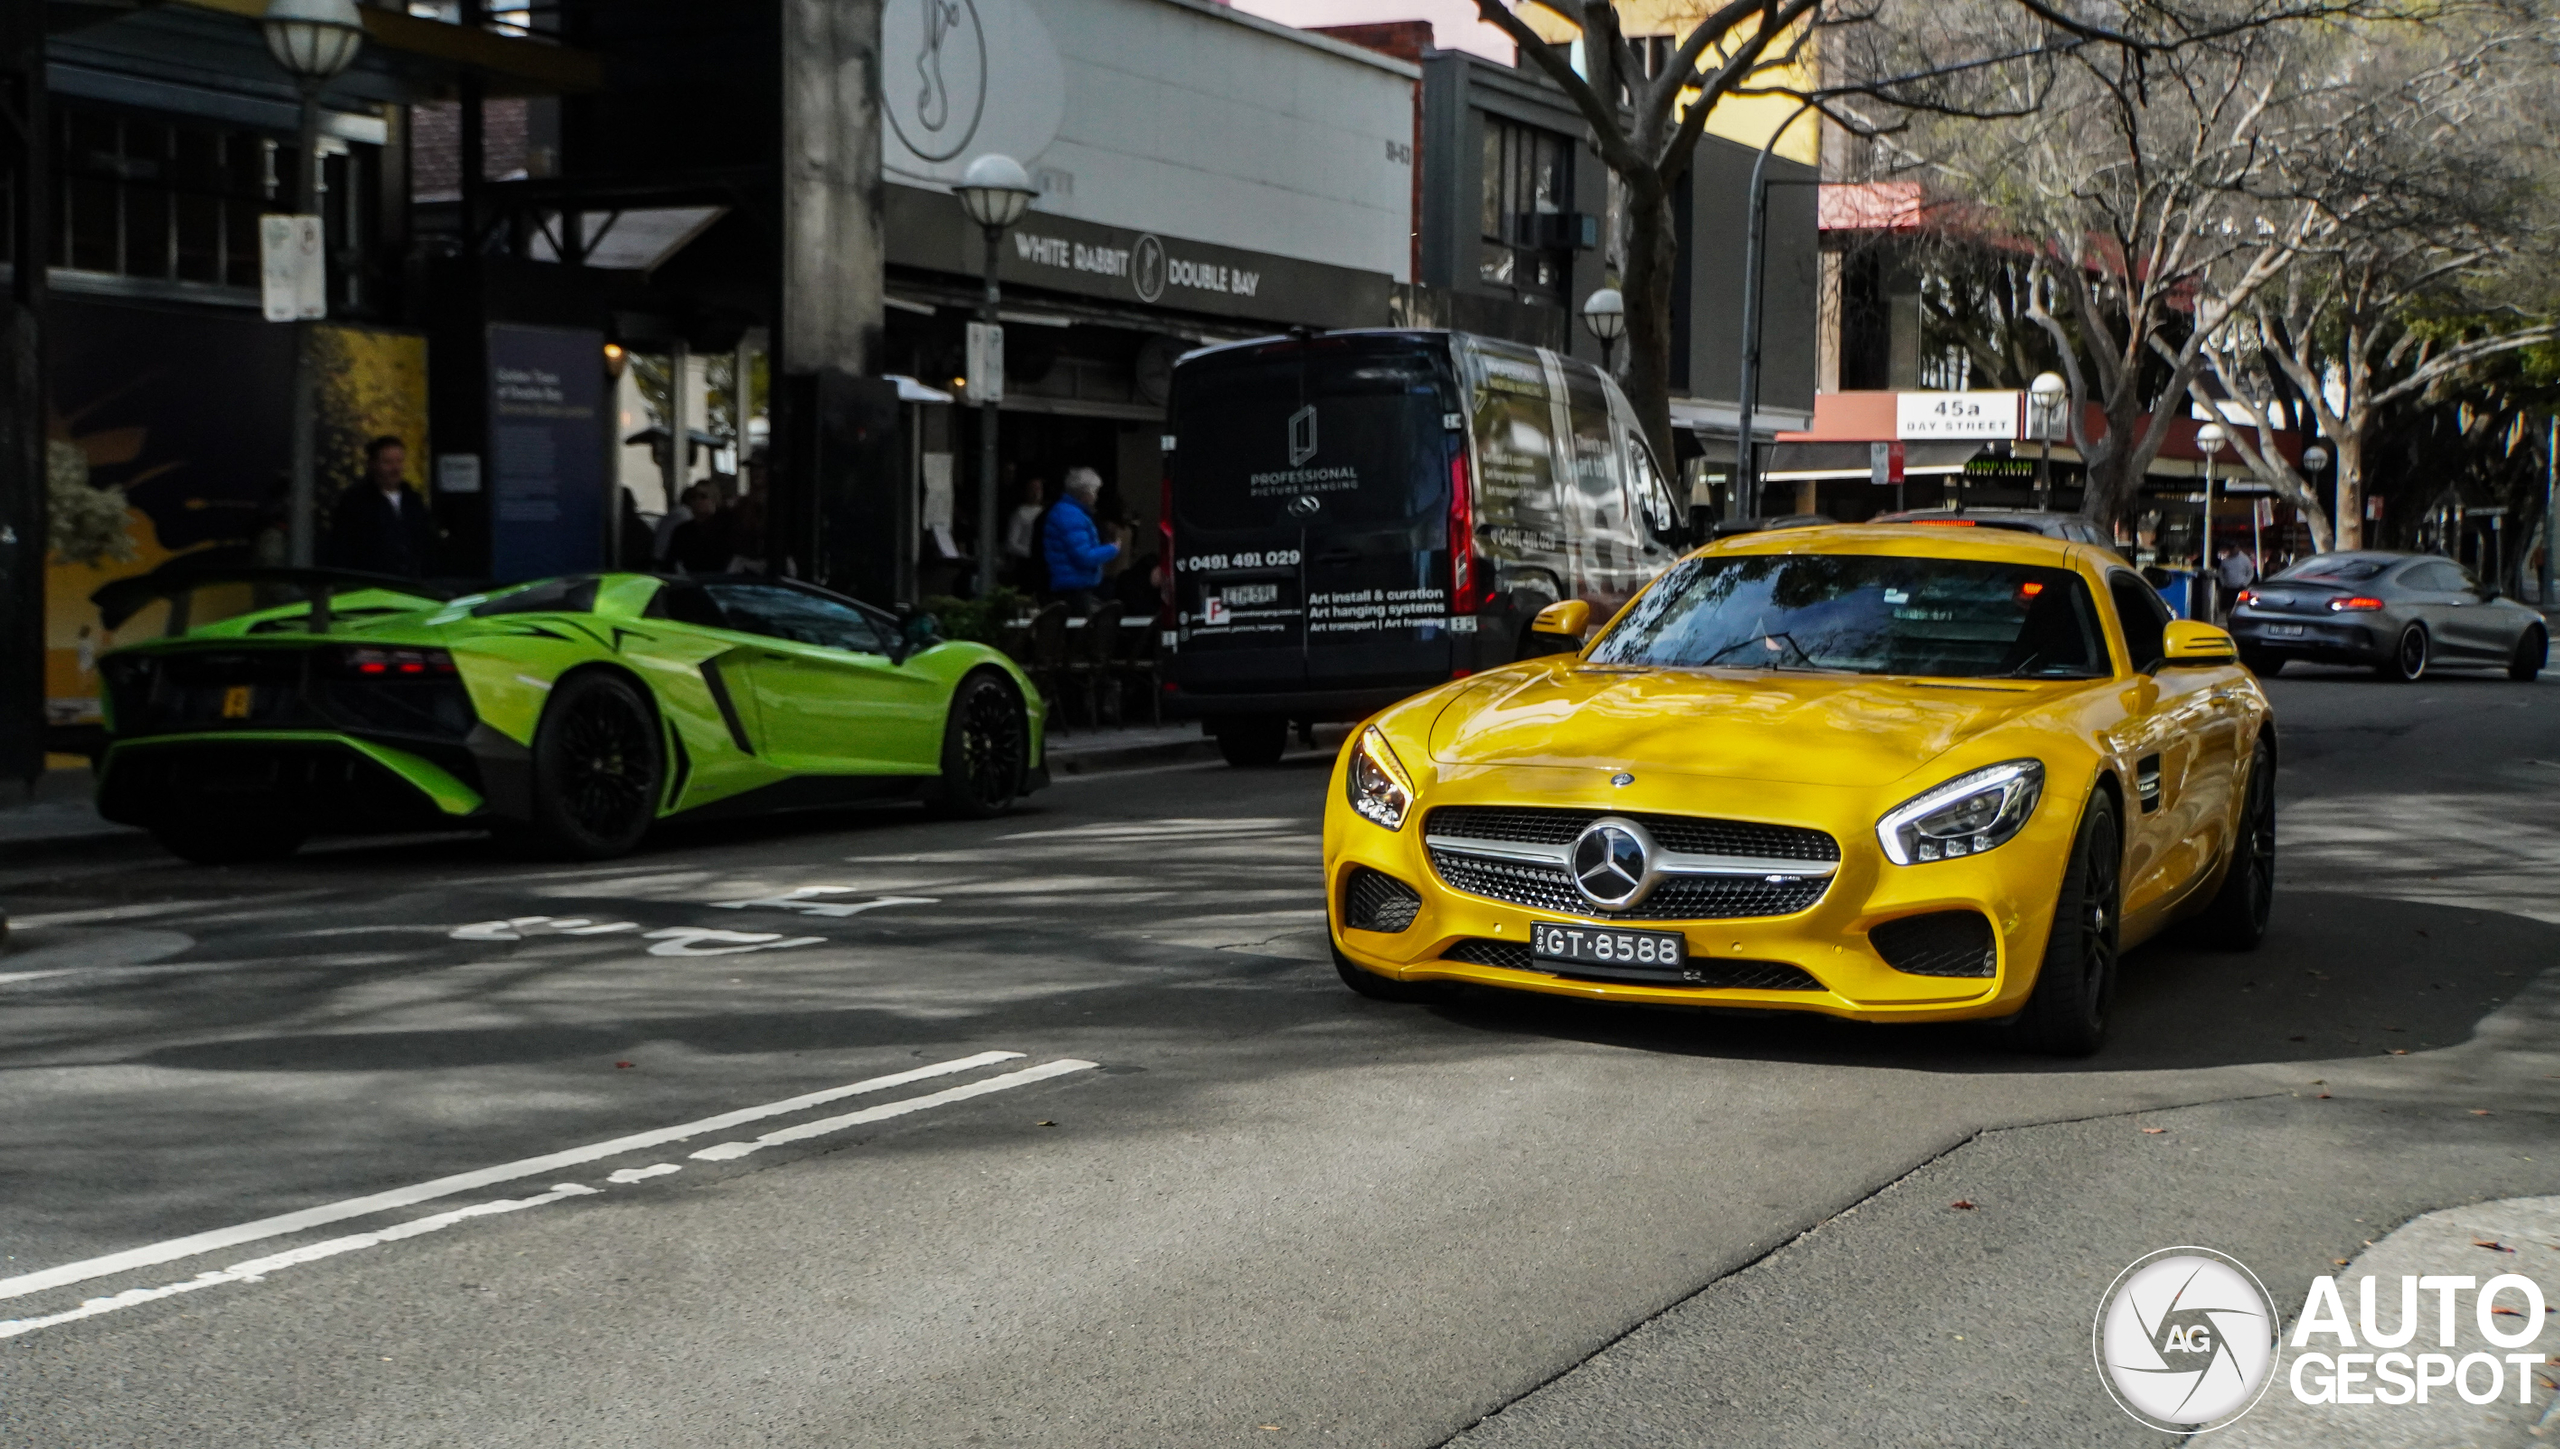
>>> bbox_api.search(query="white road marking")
[0,968,85,986]
[0,1050,1025,1304]
[0,1184,602,1339]
[710,888,941,918]
[690,1059,1098,1162]
[7,901,219,930]
[605,1164,682,1185]
[641,928,824,956]
[448,916,644,942]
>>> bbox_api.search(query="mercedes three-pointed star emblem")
[1570,816,1657,911]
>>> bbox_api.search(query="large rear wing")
[91,558,457,633]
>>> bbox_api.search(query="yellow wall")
[1521,1,1821,165]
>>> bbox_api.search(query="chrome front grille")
[1423,805,1838,923]
[1424,806,1839,863]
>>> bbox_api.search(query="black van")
[1162,329,1687,765]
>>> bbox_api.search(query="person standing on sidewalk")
[1042,468,1120,613]
[2215,544,2258,622]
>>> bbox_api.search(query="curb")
[1046,738,1223,776]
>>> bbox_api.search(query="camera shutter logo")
[1287,405,1319,468]
[2095,1247,2279,1432]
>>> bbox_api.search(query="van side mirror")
[2159,619,2237,668]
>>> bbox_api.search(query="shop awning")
[1762,441,1987,482]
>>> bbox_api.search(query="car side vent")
[1342,868,1422,933]
[1871,911,1998,978]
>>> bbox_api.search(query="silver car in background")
[2229,551,2548,681]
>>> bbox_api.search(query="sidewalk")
[0,768,143,860]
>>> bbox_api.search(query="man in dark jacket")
[323,436,438,578]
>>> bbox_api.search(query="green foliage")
[918,588,1026,644]
[46,440,136,568]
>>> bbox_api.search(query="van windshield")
[1588,552,2109,679]
[1171,340,1452,531]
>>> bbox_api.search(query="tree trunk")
[2335,427,2367,550]
[1618,182,1680,494]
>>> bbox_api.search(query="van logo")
[1286,404,1318,467]
[1286,494,1322,518]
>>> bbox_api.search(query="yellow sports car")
[1323,525,2274,1054]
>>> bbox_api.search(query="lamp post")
[2299,443,2329,567]
[1581,287,1624,373]
[2195,422,2226,621]
[954,153,1037,598]
[1733,101,1817,518]
[261,0,365,569]
[2028,372,2067,512]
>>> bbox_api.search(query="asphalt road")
[1,667,2555,1447]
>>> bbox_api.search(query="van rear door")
[1169,336,1459,700]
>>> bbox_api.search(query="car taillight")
[2329,596,2385,612]
[1449,446,1494,614]
[1159,466,1176,612]
[2233,589,2257,607]
[341,646,457,676]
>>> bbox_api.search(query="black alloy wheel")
[2379,624,2428,682]
[2510,627,2546,683]
[2238,647,2285,677]
[2018,791,2122,1056]
[2191,737,2276,950]
[1214,714,1289,768]
[527,671,664,859]
[929,672,1027,819]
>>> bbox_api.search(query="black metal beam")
[0,0,50,786]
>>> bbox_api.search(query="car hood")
[1425,663,2066,787]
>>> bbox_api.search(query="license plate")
[220,684,257,718]
[1531,921,1688,969]
[2264,624,2304,638]
[1222,583,1278,607]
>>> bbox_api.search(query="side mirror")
[895,611,943,662]
[1531,598,1591,638]
[2159,619,2238,668]
[2481,579,2502,602]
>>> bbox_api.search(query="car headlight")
[1876,760,2045,865]
[1346,726,1415,831]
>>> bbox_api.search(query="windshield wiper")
[1699,632,1838,671]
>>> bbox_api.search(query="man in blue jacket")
[1042,467,1120,611]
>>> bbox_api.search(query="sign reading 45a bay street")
[1897,390,2025,441]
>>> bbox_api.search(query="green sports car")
[91,565,1047,862]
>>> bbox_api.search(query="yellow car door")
[2102,572,2234,926]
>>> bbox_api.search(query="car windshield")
[1586,552,2109,679]
[2275,556,2391,583]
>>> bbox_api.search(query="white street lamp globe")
[2028,371,2067,403]
[2301,443,2330,473]
[955,154,1037,231]
[2196,421,2227,455]
[1581,287,1626,344]
[262,0,366,82]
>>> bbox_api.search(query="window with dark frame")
[1479,114,1572,304]
[9,99,379,308]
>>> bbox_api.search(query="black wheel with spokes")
[927,672,1027,819]
[2510,626,2545,683]
[2018,791,2122,1056]
[527,671,663,859]
[2378,624,2428,682]
[2191,735,2275,950]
